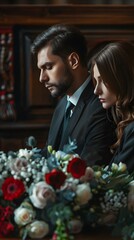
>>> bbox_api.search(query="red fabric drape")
[0,27,16,121]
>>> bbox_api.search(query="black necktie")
[63,101,74,134]
[57,101,74,149]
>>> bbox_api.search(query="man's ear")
[68,52,79,69]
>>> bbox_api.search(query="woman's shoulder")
[124,121,134,135]
[125,121,134,129]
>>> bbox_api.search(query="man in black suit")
[31,24,115,166]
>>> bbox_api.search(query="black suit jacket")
[110,121,134,173]
[43,79,116,166]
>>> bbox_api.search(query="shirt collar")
[67,76,90,106]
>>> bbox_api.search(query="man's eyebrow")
[38,62,52,68]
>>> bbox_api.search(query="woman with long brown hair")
[91,41,134,172]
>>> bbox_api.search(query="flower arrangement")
[0,136,134,240]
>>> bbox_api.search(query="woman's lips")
[99,98,106,103]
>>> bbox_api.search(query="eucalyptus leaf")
[26,136,37,148]
[62,138,77,153]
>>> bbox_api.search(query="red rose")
[0,221,14,236]
[2,177,25,201]
[45,169,66,189]
[4,206,14,220]
[0,206,5,221]
[67,157,86,178]
[0,206,13,221]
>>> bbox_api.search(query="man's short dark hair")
[31,24,88,66]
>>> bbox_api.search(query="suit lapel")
[69,80,93,133]
[59,100,85,147]
[50,79,94,149]
[49,97,67,148]
[68,101,85,133]
[60,80,93,147]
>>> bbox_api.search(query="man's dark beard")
[51,67,74,98]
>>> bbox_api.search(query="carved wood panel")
[0,5,133,151]
[15,24,134,120]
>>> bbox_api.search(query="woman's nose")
[94,84,99,95]
[94,84,101,95]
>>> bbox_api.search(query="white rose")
[76,183,92,205]
[14,202,35,226]
[30,181,56,209]
[27,220,49,239]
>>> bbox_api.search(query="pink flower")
[80,167,94,182]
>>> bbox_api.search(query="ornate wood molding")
[0,4,134,26]
[0,4,133,151]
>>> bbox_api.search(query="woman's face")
[93,64,117,109]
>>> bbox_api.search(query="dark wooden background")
[0,4,134,151]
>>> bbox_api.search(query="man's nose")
[39,70,48,83]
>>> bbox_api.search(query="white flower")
[42,163,49,175]
[111,163,118,171]
[111,162,127,173]
[9,157,28,175]
[75,183,92,205]
[61,177,78,191]
[27,220,49,239]
[30,181,56,209]
[14,202,35,226]
[118,162,127,172]
[55,150,66,160]
[101,190,127,213]
[18,149,33,159]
